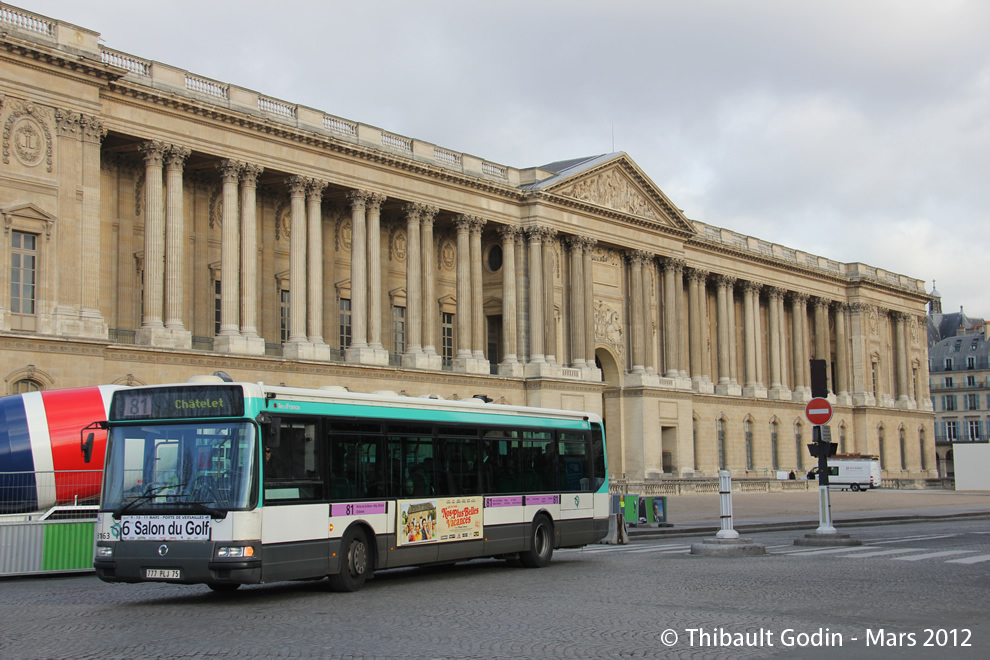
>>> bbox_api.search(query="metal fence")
[0,470,103,514]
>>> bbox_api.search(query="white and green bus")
[92,376,609,592]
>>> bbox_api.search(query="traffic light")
[807,442,837,458]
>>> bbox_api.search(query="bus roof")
[120,379,603,426]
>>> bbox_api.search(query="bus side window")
[558,434,591,491]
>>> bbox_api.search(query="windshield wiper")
[185,501,228,520]
[114,482,187,517]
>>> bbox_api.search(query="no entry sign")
[805,397,833,426]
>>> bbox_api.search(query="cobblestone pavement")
[2,517,989,659]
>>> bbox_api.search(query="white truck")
[806,454,882,491]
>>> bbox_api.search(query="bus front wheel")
[520,516,554,568]
[330,528,371,592]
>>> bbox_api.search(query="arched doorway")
[596,348,623,480]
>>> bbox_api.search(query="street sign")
[805,397,833,426]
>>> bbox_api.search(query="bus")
[91,376,609,592]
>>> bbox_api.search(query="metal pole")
[716,470,739,539]
[815,425,836,534]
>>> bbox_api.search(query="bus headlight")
[216,546,255,558]
[96,545,114,558]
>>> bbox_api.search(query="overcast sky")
[24,0,990,317]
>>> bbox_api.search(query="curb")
[622,511,990,540]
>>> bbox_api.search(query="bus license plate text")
[145,569,181,579]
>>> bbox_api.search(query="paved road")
[3,517,988,659]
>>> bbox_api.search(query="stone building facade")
[0,5,935,480]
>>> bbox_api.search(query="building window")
[214,279,222,336]
[878,427,885,468]
[441,312,454,362]
[12,378,42,394]
[899,428,907,470]
[965,394,979,411]
[744,420,753,470]
[280,289,290,343]
[945,421,958,442]
[839,426,847,454]
[487,316,501,373]
[794,423,803,471]
[944,377,954,388]
[871,361,879,398]
[919,430,927,471]
[945,358,953,371]
[770,422,779,470]
[966,375,976,387]
[967,356,975,370]
[967,420,982,442]
[10,230,38,331]
[485,244,503,273]
[339,298,351,349]
[943,395,957,411]
[717,419,726,471]
[392,305,406,355]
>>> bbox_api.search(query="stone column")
[767,287,783,395]
[641,253,656,375]
[163,145,191,347]
[453,215,473,365]
[305,179,330,358]
[215,160,243,347]
[516,231,530,364]
[813,297,830,364]
[834,302,851,404]
[662,258,682,379]
[526,227,547,372]
[79,114,107,337]
[566,236,587,369]
[284,175,307,346]
[676,263,690,381]
[237,164,265,354]
[687,268,707,388]
[420,206,442,369]
[583,238,598,370]
[542,229,558,365]
[715,275,735,394]
[727,282,739,386]
[743,281,758,389]
[470,217,487,362]
[366,192,387,360]
[776,292,790,393]
[345,191,369,359]
[499,227,522,375]
[136,140,167,341]
[628,252,646,374]
[402,204,426,368]
[895,311,910,405]
[791,293,810,398]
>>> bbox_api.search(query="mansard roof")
[521,153,697,235]
[927,307,987,348]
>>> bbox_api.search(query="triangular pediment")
[2,203,57,238]
[534,154,696,235]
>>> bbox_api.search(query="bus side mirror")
[256,412,281,448]
[82,432,95,464]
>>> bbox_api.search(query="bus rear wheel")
[330,528,371,592]
[520,516,554,568]
[851,483,861,492]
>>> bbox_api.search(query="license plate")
[145,569,181,579]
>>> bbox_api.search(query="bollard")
[715,470,739,540]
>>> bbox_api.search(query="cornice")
[104,80,528,201]
[522,190,696,240]
[0,33,125,85]
[685,236,931,303]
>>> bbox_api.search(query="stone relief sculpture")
[559,169,659,222]
[594,300,624,356]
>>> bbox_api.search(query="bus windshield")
[101,421,257,514]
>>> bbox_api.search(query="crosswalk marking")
[892,550,978,561]
[946,554,990,565]
[871,534,958,544]
[779,546,881,556]
[840,548,922,558]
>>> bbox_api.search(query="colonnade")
[129,139,925,407]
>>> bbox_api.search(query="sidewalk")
[627,489,990,537]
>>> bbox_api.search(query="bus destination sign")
[110,386,245,421]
